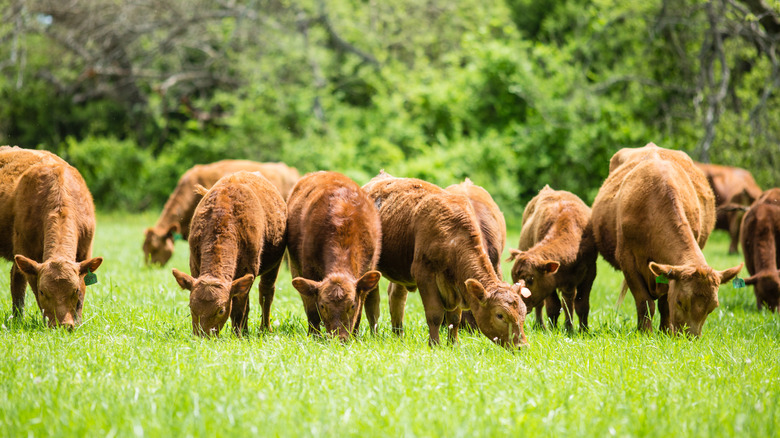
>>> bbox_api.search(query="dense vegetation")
[1,0,779,217]
[1,214,778,436]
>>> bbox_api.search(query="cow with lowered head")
[363,171,530,348]
[592,143,742,336]
[0,146,103,329]
[171,171,287,336]
[287,171,382,340]
[144,159,299,266]
[507,185,597,332]
[740,188,780,312]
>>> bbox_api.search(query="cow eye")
[217,308,226,317]
[496,313,504,320]
[526,277,534,286]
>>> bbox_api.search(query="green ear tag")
[85,269,98,286]
[655,274,669,284]
[173,232,183,241]
[733,277,745,289]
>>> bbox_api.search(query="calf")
[171,171,287,336]
[287,171,382,340]
[364,171,529,348]
[0,146,103,328]
[144,160,299,266]
[592,143,742,336]
[696,162,762,254]
[507,185,597,331]
[740,188,780,312]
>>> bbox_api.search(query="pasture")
[1,211,779,437]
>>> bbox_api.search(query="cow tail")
[615,279,628,309]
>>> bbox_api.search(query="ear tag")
[655,274,669,284]
[520,287,532,299]
[173,232,183,241]
[84,269,98,286]
[732,277,745,289]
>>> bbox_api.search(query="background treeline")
[1,0,778,219]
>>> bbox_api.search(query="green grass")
[1,212,779,437]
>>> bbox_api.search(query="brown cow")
[171,171,287,336]
[740,188,780,312]
[363,171,530,348]
[144,160,299,265]
[507,185,597,332]
[592,143,742,336]
[0,146,103,328]
[696,162,762,254]
[445,178,507,331]
[287,171,382,340]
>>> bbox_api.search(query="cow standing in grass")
[740,188,780,312]
[507,185,597,332]
[364,171,529,348]
[287,171,382,340]
[0,146,103,329]
[171,171,287,336]
[144,160,299,266]
[592,143,742,336]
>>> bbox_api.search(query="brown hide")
[592,143,742,336]
[696,162,762,254]
[0,146,103,328]
[363,171,528,348]
[287,171,382,340]
[171,171,287,337]
[740,188,780,312]
[507,185,597,331]
[144,160,299,266]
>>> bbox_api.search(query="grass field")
[1,211,779,437]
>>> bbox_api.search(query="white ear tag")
[521,287,531,298]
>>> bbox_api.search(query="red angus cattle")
[144,160,299,266]
[592,143,742,336]
[171,171,287,336]
[507,185,597,331]
[0,146,103,329]
[363,171,529,348]
[740,188,780,312]
[287,171,382,340]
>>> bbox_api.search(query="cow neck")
[42,208,80,261]
[199,228,240,282]
[752,218,778,273]
[529,211,581,265]
[453,241,502,294]
[656,207,709,267]
[155,172,199,234]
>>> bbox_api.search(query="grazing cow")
[445,178,507,331]
[171,171,287,336]
[363,171,530,348]
[287,171,382,340]
[507,185,597,331]
[740,188,780,312]
[696,162,762,254]
[592,143,742,336]
[144,160,299,266]
[0,146,103,328]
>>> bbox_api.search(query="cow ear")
[230,274,255,300]
[464,279,488,307]
[717,263,743,284]
[505,249,522,263]
[539,260,560,275]
[356,271,381,297]
[649,262,679,279]
[171,268,195,291]
[292,277,319,297]
[79,257,103,275]
[743,274,758,286]
[14,255,41,276]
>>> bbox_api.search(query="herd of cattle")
[1,143,778,348]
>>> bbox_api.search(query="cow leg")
[388,282,408,336]
[728,213,741,255]
[445,308,462,344]
[657,295,671,333]
[560,289,576,332]
[415,276,445,346]
[533,305,546,330]
[546,293,562,328]
[623,272,655,332]
[574,267,596,331]
[230,292,250,337]
[363,285,381,335]
[11,263,26,317]
[258,262,281,331]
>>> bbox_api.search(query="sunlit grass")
[0,212,778,436]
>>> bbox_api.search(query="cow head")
[507,249,560,308]
[14,255,103,329]
[171,269,254,337]
[463,279,530,349]
[143,224,179,266]
[292,271,381,341]
[649,261,743,336]
[744,270,780,312]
